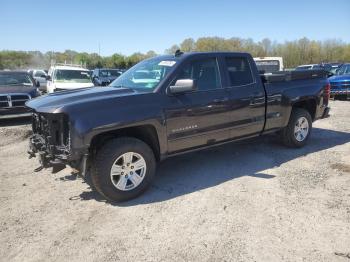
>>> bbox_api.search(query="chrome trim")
[0,93,31,108]
[0,112,32,119]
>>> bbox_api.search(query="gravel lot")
[0,100,349,262]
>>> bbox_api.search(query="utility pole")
[98,43,101,68]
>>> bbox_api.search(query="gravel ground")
[0,100,349,262]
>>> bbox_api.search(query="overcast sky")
[1,0,350,55]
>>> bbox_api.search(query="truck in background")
[46,63,94,93]
[254,57,284,73]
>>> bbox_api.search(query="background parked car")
[46,64,94,93]
[328,63,350,100]
[329,62,343,74]
[295,63,333,76]
[92,68,123,86]
[28,69,48,93]
[0,71,41,119]
[295,64,323,70]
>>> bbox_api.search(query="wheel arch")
[291,98,317,121]
[89,124,161,161]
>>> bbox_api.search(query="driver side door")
[165,56,232,153]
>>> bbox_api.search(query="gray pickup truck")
[27,51,330,201]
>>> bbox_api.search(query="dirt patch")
[0,126,32,147]
[331,163,350,173]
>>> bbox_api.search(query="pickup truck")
[26,51,331,202]
[328,63,350,99]
[0,71,41,119]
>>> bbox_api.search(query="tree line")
[1,37,349,70]
[0,50,157,70]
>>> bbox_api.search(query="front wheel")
[280,108,312,148]
[91,137,156,202]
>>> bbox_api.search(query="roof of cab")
[154,51,252,61]
[50,65,88,71]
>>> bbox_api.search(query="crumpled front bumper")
[28,134,69,172]
[28,133,88,174]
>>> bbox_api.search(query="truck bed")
[261,70,328,83]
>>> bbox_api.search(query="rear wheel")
[280,108,312,148]
[91,137,156,202]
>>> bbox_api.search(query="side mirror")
[46,75,51,81]
[36,81,40,87]
[327,72,334,78]
[169,79,196,94]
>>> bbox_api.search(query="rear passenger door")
[165,56,232,153]
[223,56,266,138]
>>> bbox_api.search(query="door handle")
[249,96,265,106]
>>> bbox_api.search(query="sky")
[1,0,350,56]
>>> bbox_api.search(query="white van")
[253,57,284,73]
[47,64,94,93]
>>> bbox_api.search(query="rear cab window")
[225,57,254,87]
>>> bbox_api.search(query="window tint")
[225,57,254,86]
[176,58,221,91]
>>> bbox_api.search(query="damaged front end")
[28,112,74,173]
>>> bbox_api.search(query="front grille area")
[330,82,350,94]
[0,94,31,108]
[32,112,70,149]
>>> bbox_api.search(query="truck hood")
[26,86,137,113]
[328,74,350,83]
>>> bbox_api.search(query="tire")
[280,108,312,148]
[91,137,156,202]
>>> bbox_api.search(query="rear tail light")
[324,82,331,100]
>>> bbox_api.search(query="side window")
[225,57,254,86]
[175,58,221,91]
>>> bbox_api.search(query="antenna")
[175,49,183,57]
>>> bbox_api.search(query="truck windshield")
[0,74,34,86]
[54,70,92,83]
[110,57,177,91]
[255,60,280,73]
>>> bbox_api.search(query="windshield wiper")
[112,85,127,89]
